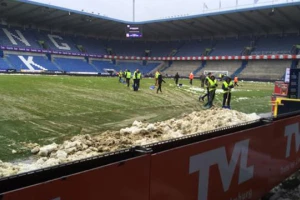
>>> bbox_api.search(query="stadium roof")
[1,0,300,40]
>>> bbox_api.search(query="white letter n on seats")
[2,28,31,46]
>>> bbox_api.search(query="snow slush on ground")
[0,108,260,178]
[181,85,252,95]
[262,171,300,200]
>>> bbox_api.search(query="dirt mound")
[0,108,260,177]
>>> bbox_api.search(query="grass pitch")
[0,75,273,161]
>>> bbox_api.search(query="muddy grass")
[0,75,273,161]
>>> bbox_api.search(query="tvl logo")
[189,139,254,200]
[285,123,300,158]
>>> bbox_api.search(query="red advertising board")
[3,155,151,200]
[273,81,288,96]
[150,125,273,200]
[268,115,300,187]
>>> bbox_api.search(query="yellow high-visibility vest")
[208,79,217,91]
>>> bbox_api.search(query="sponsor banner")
[3,155,151,200]
[20,69,43,73]
[0,46,102,58]
[42,70,63,74]
[0,46,297,61]
[6,69,16,73]
[269,115,300,187]
[150,125,273,200]
[111,54,297,61]
[68,72,99,75]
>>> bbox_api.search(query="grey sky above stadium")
[29,0,296,22]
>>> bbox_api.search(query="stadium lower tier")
[0,52,293,80]
[0,52,161,75]
[162,60,291,80]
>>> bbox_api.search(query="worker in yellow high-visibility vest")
[136,69,142,89]
[222,77,234,109]
[133,69,142,91]
[118,70,123,83]
[126,69,131,87]
[204,75,218,109]
[155,71,160,86]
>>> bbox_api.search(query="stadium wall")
[2,115,300,200]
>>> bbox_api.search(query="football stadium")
[0,0,300,199]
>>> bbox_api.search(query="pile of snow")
[0,108,260,178]
[237,97,249,100]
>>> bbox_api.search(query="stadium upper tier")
[1,26,300,57]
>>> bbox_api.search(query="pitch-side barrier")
[1,109,300,199]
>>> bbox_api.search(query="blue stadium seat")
[6,54,60,71]
[35,31,79,52]
[0,57,9,70]
[252,35,300,55]
[72,37,107,54]
[176,40,212,56]
[54,57,97,72]
[210,38,250,56]
[92,60,159,74]
[0,26,41,49]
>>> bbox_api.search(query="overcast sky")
[28,0,295,22]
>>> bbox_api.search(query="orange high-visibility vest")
[189,73,194,80]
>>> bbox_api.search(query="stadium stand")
[106,40,150,56]
[71,37,107,54]
[210,38,251,56]
[163,61,202,76]
[239,60,290,80]
[176,40,212,56]
[0,1,298,81]
[35,31,79,52]
[5,54,58,71]
[0,26,299,58]
[251,35,300,55]
[91,59,161,74]
[0,57,8,70]
[0,27,41,49]
[149,41,184,57]
[197,60,242,76]
[30,56,61,71]
[91,59,116,73]
[117,61,161,74]
[53,57,97,73]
